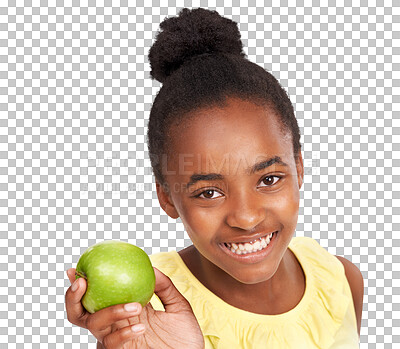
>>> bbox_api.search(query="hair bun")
[148,7,246,83]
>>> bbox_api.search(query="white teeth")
[244,242,252,251]
[252,240,261,250]
[225,232,275,255]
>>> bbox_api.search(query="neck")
[179,245,305,315]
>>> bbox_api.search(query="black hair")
[146,8,301,192]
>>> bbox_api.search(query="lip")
[222,231,276,244]
[219,231,278,264]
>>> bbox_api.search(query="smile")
[224,232,275,255]
[219,231,278,264]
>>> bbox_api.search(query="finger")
[66,268,76,284]
[88,302,143,332]
[65,278,89,328]
[102,323,146,349]
[153,267,192,313]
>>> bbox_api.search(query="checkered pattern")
[0,0,398,347]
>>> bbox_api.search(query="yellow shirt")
[149,236,359,348]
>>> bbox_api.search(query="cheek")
[178,204,218,240]
[271,184,300,225]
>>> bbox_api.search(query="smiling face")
[156,97,304,286]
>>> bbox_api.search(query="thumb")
[153,267,193,314]
[66,268,76,284]
[65,274,89,327]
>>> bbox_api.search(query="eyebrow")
[185,156,288,189]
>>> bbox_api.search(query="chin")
[229,268,277,285]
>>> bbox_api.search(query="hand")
[65,267,205,349]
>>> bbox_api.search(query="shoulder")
[150,251,178,266]
[335,255,364,337]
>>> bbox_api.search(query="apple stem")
[75,271,87,280]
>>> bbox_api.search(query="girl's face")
[156,97,304,285]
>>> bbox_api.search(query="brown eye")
[202,190,216,199]
[261,176,280,187]
[195,189,222,199]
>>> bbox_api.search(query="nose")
[225,193,266,231]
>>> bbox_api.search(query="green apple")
[75,240,156,313]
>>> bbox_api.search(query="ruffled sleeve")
[281,237,359,348]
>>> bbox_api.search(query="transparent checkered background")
[0,0,398,347]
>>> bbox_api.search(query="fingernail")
[124,303,138,312]
[71,279,79,292]
[131,324,145,333]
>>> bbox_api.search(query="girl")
[65,8,363,348]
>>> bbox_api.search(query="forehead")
[165,98,293,176]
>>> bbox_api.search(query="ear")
[295,151,304,189]
[155,181,180,219]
